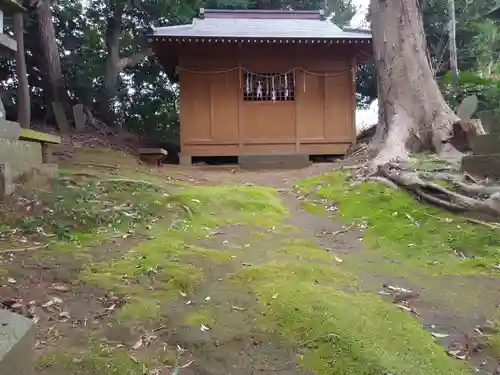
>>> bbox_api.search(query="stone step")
[470,134,500,155]
[461,154,500,180]
[238,154,311,170]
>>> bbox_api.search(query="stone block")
[0,139,42,180]
[0,309,35,375]
[0,120,20,140]
[470,134,500,155]
[179,154,192,166]
[239,154,311,170]
[462,154,500,180]
[73,104,86,131]
[0,163,14,196]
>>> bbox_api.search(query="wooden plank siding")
[177,42,357,157]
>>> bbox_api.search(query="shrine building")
[150,8,372,165]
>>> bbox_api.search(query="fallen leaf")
[59,311,71,320]
[232,305,247,311]
[52,284,69,292]
[431,332,449,339]
[200,324,210,332]
[447,349,467,360]
[132,339,143,350]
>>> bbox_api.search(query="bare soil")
[1,161,498,374]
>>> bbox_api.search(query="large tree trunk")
[103,0,152,131]
[35,0,67,106]
[369,0,460,166]
[13,12,30,128]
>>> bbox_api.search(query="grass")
[235,260,469,375]
[297,171,500,274]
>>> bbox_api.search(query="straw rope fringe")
[176,66,353,77]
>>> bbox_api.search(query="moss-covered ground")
[2,150,496,375]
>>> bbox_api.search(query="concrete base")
[462,154,500,179]
[238,154,311,170]
[0,310,35,375]
[179,154,192,166]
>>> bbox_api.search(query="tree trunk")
[13,12,30,128]
[369,0,460,166]
[103,10,122,130]
[35,0,67,106]
[103,0,153,130]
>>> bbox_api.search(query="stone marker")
[0,309,35,375]
[52,101,70,134]
[462,117,500,179]
[0,120,20,140]
[73,104,86,131]
[0,163,13,195]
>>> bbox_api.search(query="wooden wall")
[177,43,356,156]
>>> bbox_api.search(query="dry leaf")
[52,284,69,292]
[431,332,449,339]
[132,339,143,350]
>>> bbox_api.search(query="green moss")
[297,172,500,274]
[83,184,287,322]
[37,341,154,375]
[184,308,216,326]
[235,261,468,375]
[278,238,337,261]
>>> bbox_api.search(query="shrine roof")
[151,9,371,43]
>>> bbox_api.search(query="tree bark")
[13,12,30,128]
[103,0,153,130]
[35,0,67,106]
[369,0,460,166]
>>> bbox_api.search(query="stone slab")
[139,148,168,155]
[19,128,61,144]
[73,104,86,131]
[0,138,42,180]
[0,120,20,140]
[0,309,35,375]
[462,154,500,180]
[238,154,311,170]
[470,134,500,155]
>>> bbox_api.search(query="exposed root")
[375,164,500,217]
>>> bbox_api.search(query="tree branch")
[117,48,153,71]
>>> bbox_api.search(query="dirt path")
[172,164,500,374]
[2,160,497,375]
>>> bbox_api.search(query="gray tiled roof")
[153,12,371,40]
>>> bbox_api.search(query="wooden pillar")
[237,43,243,152]
[294,44,300,153]
[350,57,357,146]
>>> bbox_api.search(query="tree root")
[376,165,500,217]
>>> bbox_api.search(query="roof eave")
[148,36,372,43]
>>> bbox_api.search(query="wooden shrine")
[150,8,372,164]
